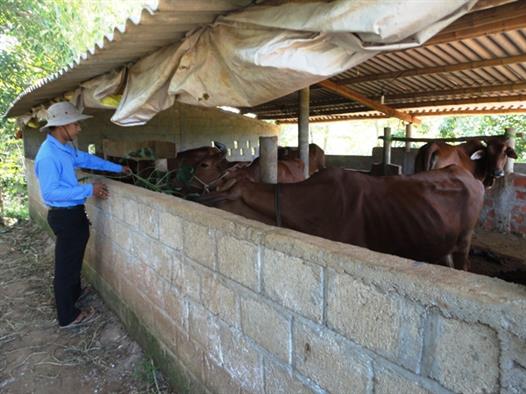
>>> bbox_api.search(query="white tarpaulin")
[81,68,126,109]
[105,0,476,126]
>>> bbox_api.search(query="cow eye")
[200,162,209,168]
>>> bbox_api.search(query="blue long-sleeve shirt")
[35,134,123,207]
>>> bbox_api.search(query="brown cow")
[183,144,326,193]
[414,136,517,187]
[277,143,326,175]
[191,154,306,192]
[167,145,225,172]
[200,166,485,270]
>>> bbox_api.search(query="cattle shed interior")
[8,1,526,394]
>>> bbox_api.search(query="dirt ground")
[0,221,173,394]
[471,229,526,285]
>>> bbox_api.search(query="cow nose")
[494,169,504,177]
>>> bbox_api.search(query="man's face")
[62,122,81,141]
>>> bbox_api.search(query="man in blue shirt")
[35,102,129,328]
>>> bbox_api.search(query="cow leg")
[435,255,454,268]
[452,230,474,271]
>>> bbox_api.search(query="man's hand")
[122,165,132,175]
[92,182,109,199]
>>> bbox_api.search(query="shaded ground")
[0,221,173,393]
[471,229,526,285]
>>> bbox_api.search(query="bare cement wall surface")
[23,102,278,162]
[26,158,526,394]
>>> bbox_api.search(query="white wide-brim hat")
[40,102,92,132]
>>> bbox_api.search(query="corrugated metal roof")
[251,1,526,121]
[6,0,526,122]
[275,102,526,123]
[5,0,253,117]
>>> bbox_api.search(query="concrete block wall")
[25,159,526,394]
[479,173,526,236]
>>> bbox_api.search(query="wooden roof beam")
[426,1,526,45]
[318,80,421,125]
[337,54,526,85]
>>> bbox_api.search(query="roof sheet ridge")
[4,1,161,118]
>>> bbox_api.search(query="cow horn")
[213,141,227,153]
[470,149,485,161]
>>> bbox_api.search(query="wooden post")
[504,127,516,174]
[259,136,278,184]
[405,123,412,153]
[298,87,310,179]
[383,127,392,166]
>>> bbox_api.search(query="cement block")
[219,323,264,393]
[188,302,222,364]
[241,297,290,363]
[501,331,526,394]
[374,366,431,394]
[264,358,320,394]
[327,270,424,369]
[159,212,184,250]
[149,239,174,281]
[293,319,370,393]
[217,235,259,291]
[137,265,165,309]
[110,219,132,251]
[176,328,204,383]
[129,284,154,329]
[129,230,152,265]
[162,282,186,331]
[108,194,127,221]
[137,202,159,239]
[113,245,131,274]
[172,257,200,301]
[184,221,215,268]
[503,369,526,394]
[122,197,140,229]
[202,272,239,328]
[152,305,177,354]
[204,356,242,394]
[427,316,499,394]
[262,249,323,322]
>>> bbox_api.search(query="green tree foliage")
[437,115,526,161]
[0,0,144,221]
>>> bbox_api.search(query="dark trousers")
[47,205,90,326]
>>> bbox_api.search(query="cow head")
[189,150,232,193]
[169,146,226,194]
[470,137,517,187]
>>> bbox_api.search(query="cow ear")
[506,147,518,159]
[470,149,485,160]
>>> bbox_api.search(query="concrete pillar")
[383,127,392,166]
[259,136,278,183]
[405,123,412,153]
[298,87,310,179]
[504,127,515,174]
